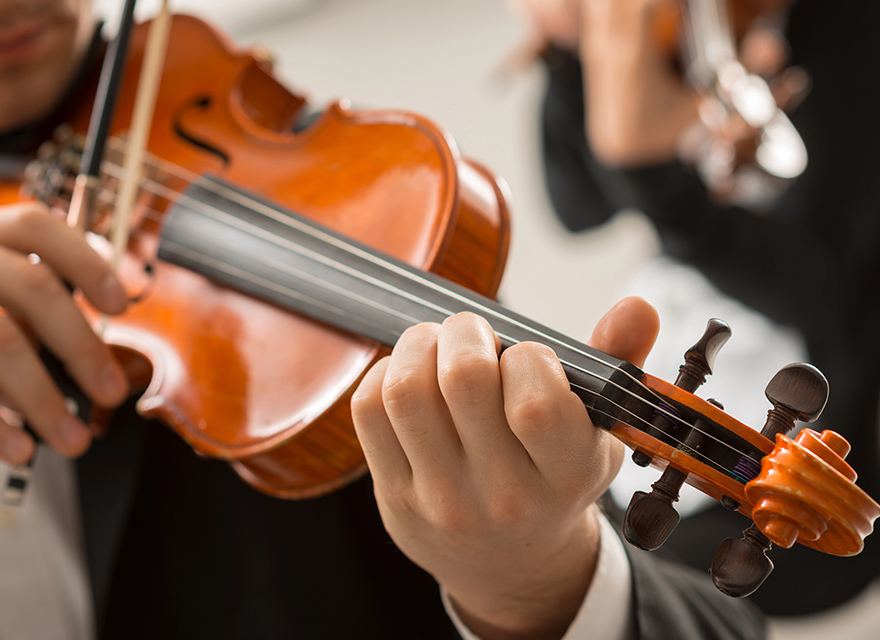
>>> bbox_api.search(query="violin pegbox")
[624,318,731,551]
[620,320,880,598]
[710,363,829,596]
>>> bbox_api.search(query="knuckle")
[63,336,106,372]
[385,488,419,516]
[382,368,433,420]
[438,351,497,405]
[507,340,558,368]
[507,392,562,437]
[423,494,470,535]
[349,389,376,422]
[485,493,534,527]
[350,386,384,425]
[20,260,63,295]
[444,310,486,327]
[8,204,52,235]
[399,322,440,346]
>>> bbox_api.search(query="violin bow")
[109,0,172,273]
[67,0,139,232]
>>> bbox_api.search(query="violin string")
[89,155,760,468]
[157,234,743,476]
[116,206,746,467]
[96,154,661,397]
[93,163,675,413]
[85,150,760,468]
[101,182,764,472]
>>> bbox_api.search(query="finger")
[437,313,527,463]
[0,203,128,314]
[0,247,129,408]
[0,417,36,465]
[588,296,659,368]
[0,315,91,457]
[380,323,463,483]
[351,357,412,487]
[500,341,600,485]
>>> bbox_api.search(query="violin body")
[8,15,510,498]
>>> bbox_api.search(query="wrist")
[447,505,602,640]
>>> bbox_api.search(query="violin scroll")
[747,428,880,553]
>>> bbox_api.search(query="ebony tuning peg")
[624,318,731,551]
[710,363,830,596]
[624,402,723,551]
[760,363,829,440]
[711,524,774,598]
[632,318,731,469]
[623,468,685,551]
[677,318,732,393]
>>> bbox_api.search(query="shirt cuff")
[442,511,635,640]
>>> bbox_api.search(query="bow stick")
[108,0,172,273]
[67,0,139,232]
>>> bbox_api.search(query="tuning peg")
[632,319,730,469]
[624,468,685,551]
[711,524,774,597]
[760,363,829,440]
[625,399,725,551]
[625,321,730,550]
[677,318,732,393]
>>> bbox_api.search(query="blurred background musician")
[513,0,880,623]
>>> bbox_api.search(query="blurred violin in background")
[506,0,810,205]
[659,0,810,204]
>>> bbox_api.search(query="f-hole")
[173,96,231,167]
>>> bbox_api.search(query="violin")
[2,13,877,599]
[508,0,808,203]
[655,0,809,203]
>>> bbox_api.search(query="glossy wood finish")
[13,15,509,498]
[631,373,879,558]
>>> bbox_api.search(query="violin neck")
[157,177,644,426]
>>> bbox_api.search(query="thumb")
[589,297,659,368]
